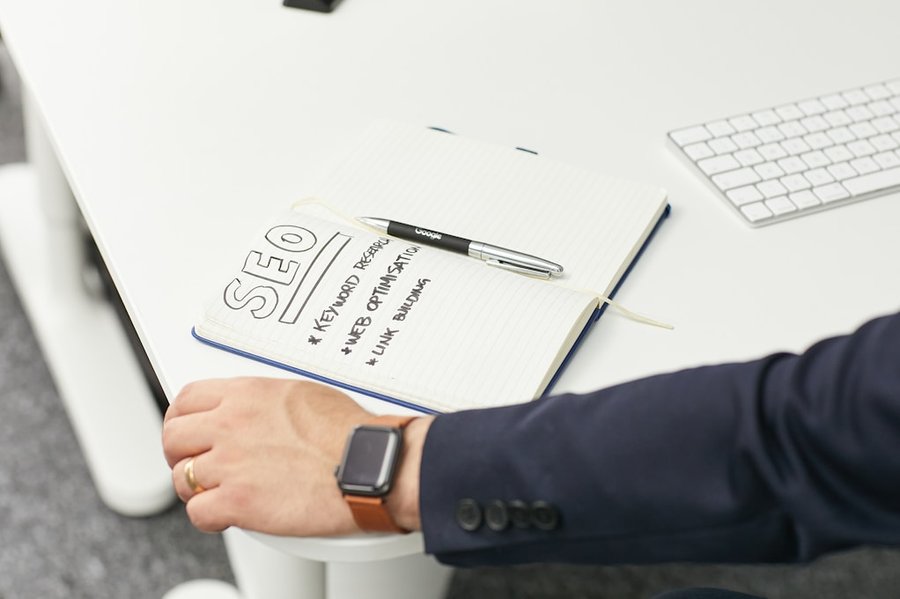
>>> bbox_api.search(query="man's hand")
[161,377,430,536]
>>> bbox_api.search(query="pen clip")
[486,259,552,279]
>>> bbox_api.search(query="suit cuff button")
[455,498,483,532]
[485,500,510,531]
[530,501,560,531]
[507,500,531,529]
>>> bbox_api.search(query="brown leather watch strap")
[346,495,407,533]
[345,415,415,533]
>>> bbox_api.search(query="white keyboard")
[669,78,900,226]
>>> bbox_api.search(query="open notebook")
[193,122,669,413]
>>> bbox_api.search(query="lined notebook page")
[196,205,598,412]
[312,121,669,295]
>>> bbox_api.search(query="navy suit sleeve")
[419,312,900,566]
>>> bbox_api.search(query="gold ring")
[184,457,205,494]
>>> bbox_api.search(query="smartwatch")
[335,415,415,533]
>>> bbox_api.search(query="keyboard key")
[758,143,787,161]
[732,131,762,149]
[798,99,827,115]
[740,201,773,222]
[872,116,899,133]
[712,167,761,191]
[729,114,758,132]
[781,173,812,191]
[751,109,781,126]
[698,154,741,175]
[864,84,892,100]
[887,80,900,95]
[734,149,764,166]
[684,142,715,160]
[825,126,855,145]
[813,182,850,204]
[871,134,899,152]
[726,185,764,206]
[754,161,785,180]
[850,156,880,175]
[847,139,877,157]
[778,120,807,138]
[755,126,785,143]
[709,137,739,154]
[827,162,857,181]
[801,115,829,132]
[803,132,832,150]
[868,100,895,117]
[805,168,834,186]
[849,121,878,138]
[671,125,712,146]
[874,151,900,169]
[777,156,808,174]
[801,150,830,169]
[706,120,736,137]
[757,179,788,198]
[824,144,854,163]
[843,89,870,105]
[846,104,874,122]
[790,190,821,209]
[765,196,797,215]
[823,110,852,128]
[821,94,849,110]
[781,137,811,155]
[842,166,900,195]
[775,104,804,121]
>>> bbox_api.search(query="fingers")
[172,452,219,503]
[165,379,233,422]
[185,488,231,533]
[162,411,221,468]
[173,449,240,534]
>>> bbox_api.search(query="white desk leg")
[327,554,453,599]
[162,579,243,599]
[0,89,174,516]
[223,528,325,599]
[222,529,453,599]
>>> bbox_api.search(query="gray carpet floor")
[2,43,900,599]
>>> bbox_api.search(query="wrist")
[386,416,433,532]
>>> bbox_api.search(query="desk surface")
[2,0,899,557]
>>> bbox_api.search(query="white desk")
[1,1,899,598]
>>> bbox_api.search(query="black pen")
[356,217,564,278]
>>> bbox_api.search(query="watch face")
[337,426,401,496]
